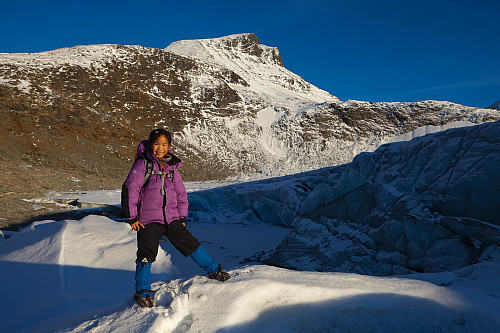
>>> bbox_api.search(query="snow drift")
[1,215,500,332]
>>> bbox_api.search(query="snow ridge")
[166,33,338,106]
[0,44,145,69]
[488,99,500,110]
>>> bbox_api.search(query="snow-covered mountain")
[488,100,500,110]
[1,33,499,229]
[165,34,500,176]
[165,33,337,106]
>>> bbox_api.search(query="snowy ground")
[1,181,500,333]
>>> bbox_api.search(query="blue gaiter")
[190,245,219,274]
[135,260,152,296]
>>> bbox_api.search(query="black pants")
[137,220,200,263]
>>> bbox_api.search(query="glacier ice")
[268,121,500,275]
[189,121,500,275]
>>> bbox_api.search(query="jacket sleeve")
[121,159,146,224]
[173,168,189,219]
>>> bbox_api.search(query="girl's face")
[152,135,170,159]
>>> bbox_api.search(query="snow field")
[0,213,290,333]
[2,209,500,332]
[65,263,500,333]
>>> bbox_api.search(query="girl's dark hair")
[148,128,172,149]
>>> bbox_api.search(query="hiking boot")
[134,290,154,308]
[207,265,231,282]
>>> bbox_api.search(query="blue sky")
[1,0,499,108]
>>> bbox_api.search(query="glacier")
[187,120,500,275]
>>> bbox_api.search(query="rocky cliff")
[488,100,500,110]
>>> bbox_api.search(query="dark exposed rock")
[488,100,500,110]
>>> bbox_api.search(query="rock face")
[1,33,500,228]
[262,121,500,275]
[488,100,500,110]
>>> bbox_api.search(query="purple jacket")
[121,140,188,225]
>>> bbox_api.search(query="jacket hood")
[136,140,183,168]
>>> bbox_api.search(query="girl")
[122,128,230,308]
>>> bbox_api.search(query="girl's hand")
[131,221,145,231]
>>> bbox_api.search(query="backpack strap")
[142,159,168,196]
[143,159,154,187]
